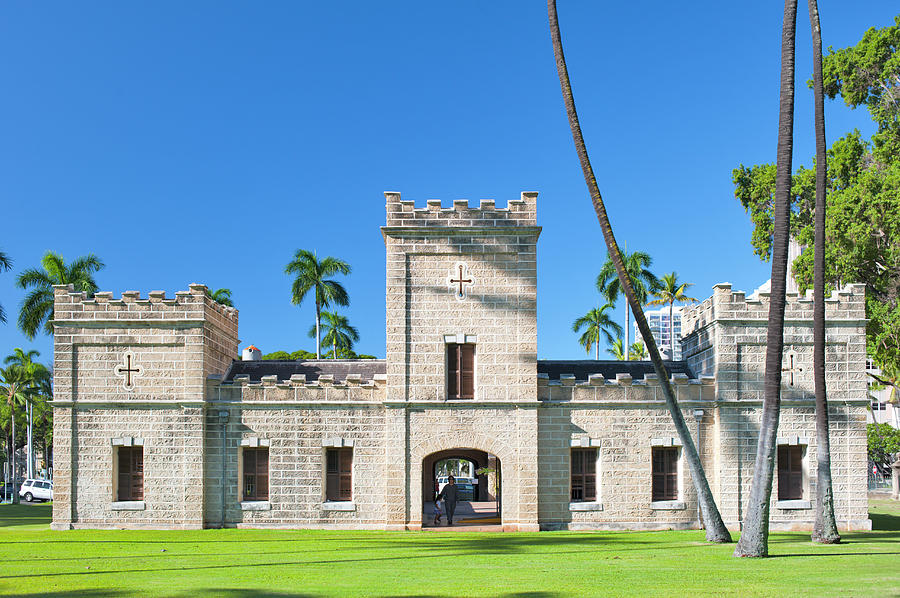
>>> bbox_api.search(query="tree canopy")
[733,16,900,383]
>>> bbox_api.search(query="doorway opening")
[422,448,501,528]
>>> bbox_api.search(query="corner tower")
[381,192,540,403]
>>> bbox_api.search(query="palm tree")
[0,251,11,324]
[206,288,234,307]
[596,247,659,356]
[16,251,104,339]
[734,0,799,558]
[1,365,30,503]
[629,341,648,361]
[647,273,699,359]
[285,250,351,359]
[308,311,359,360]
[808,0,840,545]
[548,0,731,542]
[572,304,622,359]
[606,337,627,361]
[4,349,49,479]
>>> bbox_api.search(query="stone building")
[50,192,870,531]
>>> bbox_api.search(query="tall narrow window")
[326,447,353,501]
[447,343,475,399]
[777,445,804,500]
[117,446,144,501]
[651,447,678,501]
[243,448,269,501]
[571,448,597,502]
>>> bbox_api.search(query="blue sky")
[1,2,896,364]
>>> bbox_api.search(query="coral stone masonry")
[51,192,871,531]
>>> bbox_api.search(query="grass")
[1,501,899,597]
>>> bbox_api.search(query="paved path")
[423,501,500,528]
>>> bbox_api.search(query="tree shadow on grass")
[869,511,900,532]
[0,503,52,528]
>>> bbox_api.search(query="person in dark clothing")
[436,475,458,525]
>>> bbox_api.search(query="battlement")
[53,283,239,323]
[537,370,715,403]
[681,281,866,339]
[210,372,388,403]
[384,191,537,228]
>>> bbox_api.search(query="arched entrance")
[422,448,501,527]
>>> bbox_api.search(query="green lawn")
[1,501,898,597]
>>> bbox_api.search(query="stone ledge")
[650,500,685,511]
[240,501,271,511]
[775,500,811,510]
[110,501,145,511]
[322,501,356,512]
[569,501,603,512]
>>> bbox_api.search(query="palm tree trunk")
[734,0,798,558]
[669,301,675,360]
[624,303,630,357]
[548,0,731,542]
[808,0,840,544]
[315,302,321,359]
[595,338,599,361]
[333,339,337,360]
[11,406,17,504]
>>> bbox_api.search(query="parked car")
[19,479,53,502]
[436,476,476,501]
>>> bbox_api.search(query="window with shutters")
[447,343,475,399]
[326,447,353,501]
[242,448,269,501]
[570,448,597,502]
[777,445,804,500]
[651,447,679,501]
[117,446,144,501]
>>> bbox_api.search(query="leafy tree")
[206,288,234,307]
[572,304,622,360]
[629,341,648,361]
[16,251,104,339]
[284,250,351,359]
[309,311,359,360]
[733,16,900,395]
[647,272,698,359]
[606,337,626,361]
[596,248,659,354]
[3,349,50,480]
[807,0,840,544]
[548,0,731,542]
[867,423,900,469]
[734,0,798,559]
[0,251,11,324]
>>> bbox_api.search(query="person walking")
[436,475,459,526]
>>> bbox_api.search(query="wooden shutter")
[447,344,459,399]
[778,445,803,500]
[243,448,269,501]
[652,447,678,501]
[459,344,475,399]
[118,446,143,501]
[326,448,352,501]
[571,449,597,502]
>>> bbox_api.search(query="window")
[243,448,269,501]
[326,447,352,501]
[778,445,804,500]
[872,401,886,411]
[651,447,678,501]
[117,446,144,501]
[571,449,597,502]
[447,343,475,399]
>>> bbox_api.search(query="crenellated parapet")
[210,373,388,403]
[682,282,866,339]
[538,371,715,403]
[384,191,537,229]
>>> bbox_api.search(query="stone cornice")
[381,226,542,240]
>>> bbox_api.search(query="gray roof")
[537,360,695,381]
[222,359,385,383]
[222,358,694,384]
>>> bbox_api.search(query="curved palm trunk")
[734,0,798,558]
[548,0,731,542]
[808,0,840,544]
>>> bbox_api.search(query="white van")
[19,479,53,502]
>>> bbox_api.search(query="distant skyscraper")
[634,305,683,360]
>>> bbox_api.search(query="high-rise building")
[634,305,683,360]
